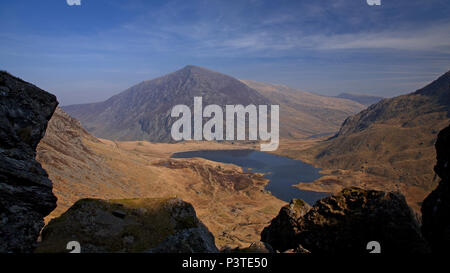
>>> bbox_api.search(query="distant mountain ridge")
[335,93,383,106]
[63,65,365,142]
[242,80,365,139]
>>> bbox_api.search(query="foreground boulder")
[0,71,58,252]
[36,197,218,253]
[262,188,429,254]
[422,124,450,253]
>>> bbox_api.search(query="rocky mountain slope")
[36,107,121,217]
[63,65,365,141]
[335,71,450,137]
[336,92,383,106]
[261,188,429,254]
[297,70,450,210]
[0,71,58,252]
[242,80,365,138]
[36,197,218,253]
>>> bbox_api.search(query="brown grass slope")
[296,70,450,210]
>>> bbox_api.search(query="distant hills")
[242,81,365,138]
[335,93,383,106]
[63,65,365,141]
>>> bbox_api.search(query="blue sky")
[1,0,449,105]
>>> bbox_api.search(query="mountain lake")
[171,149,329,205]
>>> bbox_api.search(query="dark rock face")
[36,198,218,253]
[0,71,58,252]
[261,199,311,251]
[422,124,450,253]
[262,188,429,254]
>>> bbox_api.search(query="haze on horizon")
[1,0,449,105]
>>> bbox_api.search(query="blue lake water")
[171,149,329,205]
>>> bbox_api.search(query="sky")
[1,0,449,105]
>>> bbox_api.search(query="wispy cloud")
[109,1,450,57]
[315,22,450,52]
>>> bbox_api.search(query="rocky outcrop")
[0,71,58,252]
[422,124,450,253]
[262,188,429,254]
[261,199,310,251]
[36,197,218,253]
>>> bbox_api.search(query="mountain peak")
[414,70,450,99]
[159,65,231,85]
[177,65,215,75]
[182,64,205,70]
